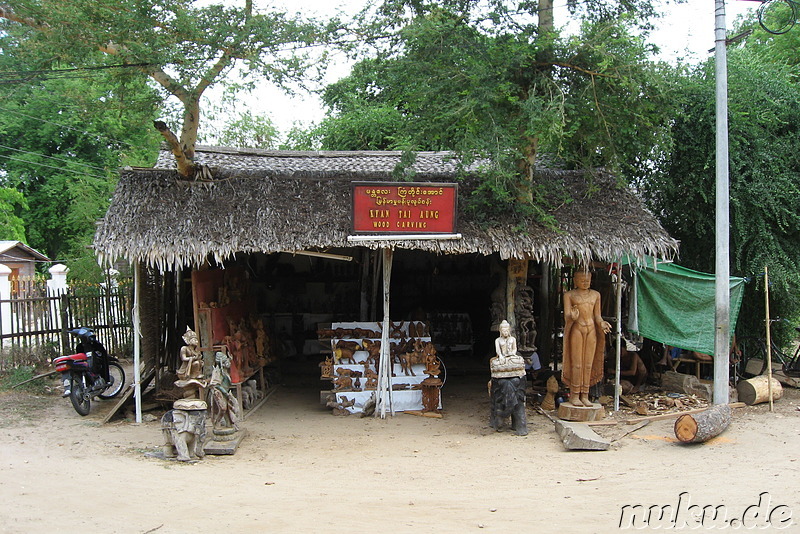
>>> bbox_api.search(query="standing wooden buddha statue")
[562,270,611,407]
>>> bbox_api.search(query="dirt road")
[1,378,798,533]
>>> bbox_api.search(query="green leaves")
[298,2,675,223]
[641,46,800,337]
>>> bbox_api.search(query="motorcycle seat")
[54,353,88,372]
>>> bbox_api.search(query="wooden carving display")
[398,339,427,376]
[540,375,558,411]
[562,270,611,408]
[327,395,356,416]
[333,368,354,391]
[333,340,361,364]
[319,356,333,379]
[389,321,405,338]
[364,368,378,390]
[421,377,442,413]
[323,320,441,415]
[362,339,381,369]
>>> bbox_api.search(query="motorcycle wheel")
[70,375,91,416]
[99,362,126,399]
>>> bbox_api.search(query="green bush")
[0,365,51,394]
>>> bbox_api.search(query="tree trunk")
[538,0,554,33]
[674,404,731,443]
[661,370,713,401]
[736,375,783,405]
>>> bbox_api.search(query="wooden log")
[661,370,712,401]
[736,375,783,406]
[674,404,731,443]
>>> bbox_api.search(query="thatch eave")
[95,149,678,271]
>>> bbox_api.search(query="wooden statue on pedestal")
[559,270,610,422]
[488,320,528,435]
[174,327,207,399]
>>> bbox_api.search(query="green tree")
[295,1,677,220]
[641,47,800,339]
[0,186,28,242]
[1,0,338,177]
[0,29,161,277]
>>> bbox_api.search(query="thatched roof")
[94,146,678,270]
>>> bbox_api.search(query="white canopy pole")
[375,248,394,418]
[133,261,142,423]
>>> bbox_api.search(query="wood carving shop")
[94,146,679,425]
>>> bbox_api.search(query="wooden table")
[671,357,712,379]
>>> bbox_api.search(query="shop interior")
[175,244,646,420]
[180,248,575,410]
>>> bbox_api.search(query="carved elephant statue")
[161,408,208,461]
[489,376,528,436]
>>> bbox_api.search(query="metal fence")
[0,287,133,370]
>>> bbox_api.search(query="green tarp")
[630,261,745,355]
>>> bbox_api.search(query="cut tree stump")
[557,402,605,422]
[736,375,783,406]
[674,404,731,443]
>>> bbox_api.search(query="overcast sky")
[221,0,760,139]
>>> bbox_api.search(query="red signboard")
[352,182,458,234]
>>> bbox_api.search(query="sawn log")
[735,375,783,406]
[674,404,731,443]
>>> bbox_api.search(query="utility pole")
[714,0,731,405]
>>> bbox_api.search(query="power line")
[0,154,109,180]
[0,105,140,151]
[0,62,153,78]
[0,144,108,172]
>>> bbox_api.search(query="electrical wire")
[0,105,141,152]
[0,144,108,173]
[0,154,109,180]
[0,62,153,78]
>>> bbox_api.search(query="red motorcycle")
[53,327,126,415]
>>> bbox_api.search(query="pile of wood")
[617,392,708,417]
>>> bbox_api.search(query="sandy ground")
[1,373,799,534]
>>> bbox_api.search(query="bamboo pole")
[764,266,774,412]
[376,248,394,418]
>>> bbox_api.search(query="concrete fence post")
[47,264,69,350]
[0,264,12,348]
[47,264,69,295]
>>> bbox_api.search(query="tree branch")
[154,121,194,178]
[0,4,46,28]
[196,49,234,96]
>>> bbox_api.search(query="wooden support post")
[674,404,731,443]
[614,259,622,412]
[506,259,527,331]
[375,248,394,418]
[359,248,370,321]
[539,263,552,366]
[764,266,774,412]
